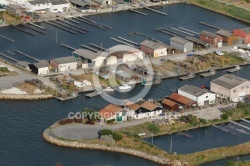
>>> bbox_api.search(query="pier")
[10,25,36,36]
[28,22,46,30]
[44,21,77,34]
[89,43,106,51]
[178,132,192,138]
[178,27,199,35]
[79,16,96,23]
[110,37,134,47]
[0,53,18,62]
[65,18,80,24]
[0,34,15,42]
[230,121,250,131]
[200,70,216,77]
[156,29,175,37]
[75,17,106,30]
[14,50,40,62]
[241,119,250,124]
[199,22,221,30]
[58,19,89,32]
[5,51,15,55]
[170,27,194,36]
[22,24,45,34]
[212,124,237,136]
[52,21,85,34]
[163,28,185,37]
[60,44,76,51]
[129,9,147,16]
[143,6,167,16]
[117,36,139,46]
[80,44,98,52]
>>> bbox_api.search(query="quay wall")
[42,129,185,166]
[0,93,54,100]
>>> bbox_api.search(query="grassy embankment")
[189,0,250,23]
[0,11,21,25]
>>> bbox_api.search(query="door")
[204,100,209,107]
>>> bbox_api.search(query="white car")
[215,50,224,56]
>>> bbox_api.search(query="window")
[206,96,208,98]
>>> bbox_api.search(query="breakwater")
[0,94,54,100]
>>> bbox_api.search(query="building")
[167,93,195,109]
[216,29,237,46]
[233,28,250,44]
[210,74,250,102]
[92,0,112,6]
[178,85,216,107]
[125,103,141,119]
[6,4,24,15]
[170,37,193,53]
[16,61,30,71]
[140,39,168,57]
[50,56,78,72]
[69,0,91,10]
[49,0,70,13]
[29,60,49,75]
[162,98,179,111]
[99,104,125,122]
[200,30,223,47]
[25,0,52,13]
[134,101,162,119]
[112,70,131,82]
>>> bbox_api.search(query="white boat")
[119,84,131,90]
[103,86,114,92]
[215,50,224,56]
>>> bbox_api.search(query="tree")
[221,113,229,120]
[147,124,160,134]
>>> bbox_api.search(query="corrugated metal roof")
[140,40,168,50]
[211,74,248,89]
[73,49,99,60]
[179,85,210,97]
[170,37,191,45]
[200,30,218,38]
[168,93,194,105]
[162,98,178,107]
[32,60,49,68]
[53,56,77,64]
[216,29,233,37]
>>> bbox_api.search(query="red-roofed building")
[167,93,195,109]
[162,98,179,111]
[99,104,125,122]
[233,28,250,44]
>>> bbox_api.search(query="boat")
[119,84,131,90]
[103,86,114,92]
[227,65,241,73]
[141,79,146,86]
[200,69,216,77]
[179,73,196,80]
[215,50,224,56]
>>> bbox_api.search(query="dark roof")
[16,61,30,68]
[32,60,49,68]
[53,56,77,64]
[179,85,211,97]
[28,0,51,5]
[68,0,91,6]
[211,74,248,90]
[140,40,168,50]
[200,30,218,38]
[168,93,194,105]
[185,36,209,46]
[216,29,233,37]
[73,49,99,60]
[50,0,69,5]
[170,37,191,45]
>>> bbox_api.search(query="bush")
[0,67,9,72]
[112,132,123,141]
[99,129,112,136]
[221,113,229,120]
[147,124,160,134]
[99,129,123,141]
[106,119,115,124]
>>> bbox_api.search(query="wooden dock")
[241,119,250,124]
[170,27,194,36]
[89,43,106,51]
[80,16,112,30]
[199,22,221,30]
[44,21,77,34]
[14,50,40,62]
[60,43,76,51]
[22,24,45,34]
[59,19,89,31]
[0,53,18,62]
[178,132,192,138]
[162,28,185,37]
[212,124,237,136]
[178,27,199,35]
[28,22,46,30]
[81,44,98,52]
[143,6,167,16]
[230,120,250,131]
[129,9,147,16]
[110,37,134,47]
[200,70,216,77]
[52,20,85,34]
[5,51,15,55]
[117,36,139,46]
[65,18,80,24]
[0,34,15,42]
[10,25,36,36]
[75,17,106,30]
[79,17,96,24]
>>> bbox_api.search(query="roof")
[68,0,91,6]
[211,74,248,90]
[105,104,123,112]
[216,29,233,37]
[113,70,131,78]
[241,28,250,34]
[73,49,99,60]
[50,0,69,5]
[170,37,191,45]
[16,61,30,68]
[140,40,168,50]
[140,101,158,111]
[127,104,141,111]
[28,0,51,5]
[179,85,210,97]
[185,36,209,46]
[200,30,218,38]
[7,4,23,9]
[162,98,178,107]
[32,60,49,68]
[53,56,77,64]
[168,93,194,105]
[99,109,116,119]
[107,45,142,54]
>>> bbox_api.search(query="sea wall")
[42,129,186,166]
[0,93,54,100]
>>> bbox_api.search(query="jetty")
[170,27,194,36]
[57,93,78,101]
[79,16,112,30]
[241,119,250,124]
[75,17,106,30]
[117,36,139,46]
[212,124,237,136]
[79,16,96,23]
[85,90,102,98]
[110,37,134,47]
[200,70,216,77]
[162,28,185,37]
[65,18,80,24]
[199,22,221,30]
[0,53,18,62]
[22,24,45,34]
[5,51,15,55]
[60,43,76,51]
[227,65,241,73]
[28,22,46,30]
[178,132,192,138]
[14,50,40,62]
[179,73,196,80]
[143,6,167,16]
[58,19,89,31]
[0,34,15,42]
[89,43,106,51]
[178,27,199,35]
[156,28,179,37]
[129,9,147,16]
[52,20,85,34]
[10,25,36,36]
[81,44,98,52]
[230,121,250,131]
[44,21,77,34]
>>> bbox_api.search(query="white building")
[92,0,112,6]
[134,101,162,119]
[170,37,194,53]
[29,60,49,75]
[50,56,78,72]
[210,74,250,102]
[25,0,52,13]
[49,0,70,13]
[178,85,216,107]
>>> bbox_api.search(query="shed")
[49,0,70,12]
[134,101,162,119]
[92,0,112,6]
[25,0,51,13]
[140,39,168,57]
[167,93,195,109]
[29,60,49,75]
[200,30,223,47]
[162,98,179,111]
[16,61,30,70]
[170,37,193,53]
[112,70,131,82]
[233,28,250,44]
[50,56,78,72]
[68,0,91,10]
[216,29,237,46]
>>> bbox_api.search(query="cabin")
[233,28,250,44]
[50,56,78,72]
[178,85,216,107]
[170,37,193,53]
[99,104,126,122]
[200,30,223,47]
[216,29,237,46]
[162,98,179,111]
[140,39,168,57]
[167,93,195,109]
[29,60,49,75]
[134,101,162,119]
[25,0,52,13]
[210,74,250,102]
[49,0,70,13]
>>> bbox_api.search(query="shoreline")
[0,93,54,100]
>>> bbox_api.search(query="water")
[203,154,250,166]
[0,3,250,166]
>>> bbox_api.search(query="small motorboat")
[119,84,131,90]
[103,86,114,92]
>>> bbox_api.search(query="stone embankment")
[0,94,54,100]
[43,129,186,166]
